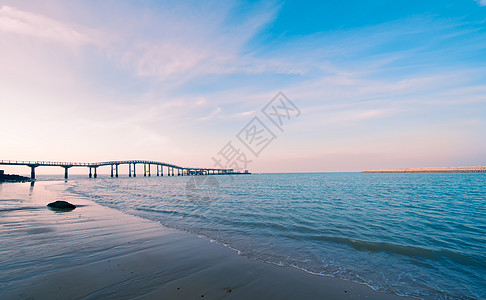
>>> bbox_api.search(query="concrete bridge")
[0,160,243,180]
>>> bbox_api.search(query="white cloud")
[476,0,486,6]
[0,5,99,46]
[200,107,222,121]
[112,2,280,81]
[126,42,208,79]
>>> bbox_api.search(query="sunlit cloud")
[200,107,222,121]
[0,5,99,46]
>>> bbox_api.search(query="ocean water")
[63,173,485,299]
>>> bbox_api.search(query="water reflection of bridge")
[0,160,243,180]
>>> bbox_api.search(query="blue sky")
[1,0,485,173]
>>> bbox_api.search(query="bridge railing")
[0,160,239,174]
[0,160,235,171]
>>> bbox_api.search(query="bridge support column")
[148,164,151,177]
[133,164,136,177]
[63,167,70,179]
[111,165,114,177]
[30,166,36,180]
[94,167,97,178]
[144,164,147,177]
[129,164,132,177]
[116,164,119,177]
[89,167,92,178]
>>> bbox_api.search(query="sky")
[1,0,486,174]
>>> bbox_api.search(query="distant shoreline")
[362,166,486,173]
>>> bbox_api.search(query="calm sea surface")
[64,173,485,299]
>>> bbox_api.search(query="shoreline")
[1,180,409,299]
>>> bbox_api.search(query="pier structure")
[362,166,486,173]
[0,160,241,180]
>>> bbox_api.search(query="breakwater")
[363,166,486,173]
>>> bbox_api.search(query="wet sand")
[0,181,408,299]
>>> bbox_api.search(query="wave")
[306,235,485,268]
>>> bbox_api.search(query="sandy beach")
[0,181,408,299]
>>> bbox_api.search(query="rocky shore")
[0,170,31,182]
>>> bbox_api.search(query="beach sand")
[0,181,408,299]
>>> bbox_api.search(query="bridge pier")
[63,166,71,179]
[116,164,119,177]
[94,167,97,178]
[148,164,151,177]
[133,163,136,177]
[29,165,37,180]
[111,165,114,177]
[129,164,131,177]
[144,164,147,177]
[89,167,92,178]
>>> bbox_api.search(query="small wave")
[134,207,197,220]
[307,235,485,268]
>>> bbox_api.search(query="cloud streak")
[476,0,486,6]
[0,5,99,46]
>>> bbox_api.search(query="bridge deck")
[0,160,243,180]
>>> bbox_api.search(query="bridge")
[0,160,245,180]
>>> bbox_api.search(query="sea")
[54,172,484,299]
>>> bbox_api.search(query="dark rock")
[47,200,76,211]
[0,171,31,183]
